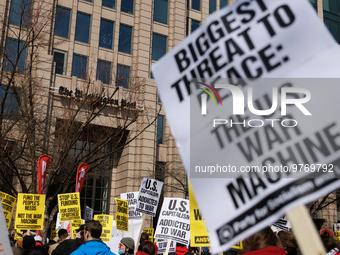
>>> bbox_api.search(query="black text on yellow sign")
[0,191,16,229]
[115,198,129,232]
[94,215,113,242]
[58,193,81,221]
[15,193,45,230]
[144,228,154,242]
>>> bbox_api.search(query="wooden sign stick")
[164,240,172,255]
[286,205,326,255]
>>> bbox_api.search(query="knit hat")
[23,236,36,249]
[121,237,135,249]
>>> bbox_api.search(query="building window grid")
[54,7,71,39]
[72,54,88,79]
[191,19,200,34]
[116,64,130,89]
[3,39,27,73]
[121,0,134,14]
[97,60,111,85]
[152,33,167,61]
[102,0,115,9]
[118,24,133,54]
[153,0,168,24]
[157,115,164,144]
[9,0,32,27]
[191,0,200,11]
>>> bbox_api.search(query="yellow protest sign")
[115,198,129,232]
[336,231,340,242]
[14,193,45,230]
[71,219,84,239]
[94,215,113,242]
[189,181,210,247]
[14,231,23,241]
[0,192,16,229]
[58,193,81,221]
[50,222,58,241]
[144,228,154,242]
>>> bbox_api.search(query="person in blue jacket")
[71,220,115,255]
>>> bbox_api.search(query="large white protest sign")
[0,197,14,255]
[136,177,163,217]
[152,0,340,253]
[106,219,143,254]
[120,192,142,220]
[154,198,190,245]
[156,239,176,254]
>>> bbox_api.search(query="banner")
[151,0,340,252]
[115,198,129,232]
[189,182,209,247]
[120,192,142,219]
[0,197,13,255]
[136,177,164,217]
[75,163,89,193]
[144,228,154,242]
[71,219,84,239]
[14,193,45,230]
[94,215,113,242]
[154,197,190,245]
[107,219,143,254]
[85,206,94,220]
[156,239,176,254]
[58,193,81,221]
[37,155,51,194]
[0,191,16,229]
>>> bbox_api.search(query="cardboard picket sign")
[115,198,129,232]
[58,193,81,221]
[156,239,176,254]
[120,192,142,220]
[154,197,190,245]
[94,215,114,242]
[152,0,340,252]
[14,193,45,230]
[0,191,16,229]
[136,177,164,217]
[0,197,13,255]
[50,222,58,241]
[85,206,94,220]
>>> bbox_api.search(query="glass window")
[152,34,167,61]
[323,1,340,43]
[209,0,216,14]
[53,50,67,75]
[192,0,200,11]
[0,85,19,119]
[72,54,87,79]
[157,115,164,144]
[3,39,26,73]
[97,60,111,85]
[220,0,228,9]
[116,65,130,88]
[121,0,134,14]
[99,19,114,49]
[102,0,115,9]
[9,0,32,27]
[118,24,132,54]
[54,7,71,38]
[153,0,168,24]
[191,19,200,33]
[75,12,91,44]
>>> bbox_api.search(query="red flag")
[75,163,89,193]
[37,155,51,194]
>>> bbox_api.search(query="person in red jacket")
[241,227,286,255]
[136,242,156,255]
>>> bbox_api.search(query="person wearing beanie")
[70,220,115,255]
[49,229,68,255]
[119,238,135,255]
